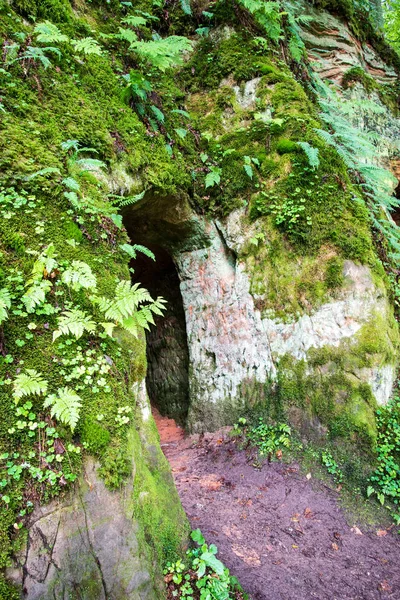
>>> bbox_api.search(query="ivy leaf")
[244,163,253,179]
[191,529,205,545]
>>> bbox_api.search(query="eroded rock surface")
[7,458,154,600]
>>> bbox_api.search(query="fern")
[28,244,58,285]
[312,72,400,259]
[130,36,193,71]
[116,28,138,44]
[28,167,61,180]
[119,244,155,260]
[43,387,82,431]
[0,288,11,324]
[13,370,48,402]
[296,142,320,170]
[18,46,61,69]
[72,37,103,56]
[109,190,145,207]
[96,281,152,321]
[121,15,147,26]
[180,0,192,15]
[238,0,282,42]
[34,21,69,44]
[22,280,52,313]
[61,261,97,291]
[53,308,96,341]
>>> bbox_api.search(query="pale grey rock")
[7,458,156,600]
[232,77,261,109]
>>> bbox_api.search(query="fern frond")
[296,142,320,170]
[119,244,155,261]
[13,369,48,402]
[130,36,193,71]
[53,308,96,341]
[96,281,152,322]
[61,261,97,291]
[72,37,103,56]
[0,288,11,324]
[22,280,52,313]
[34,21,69,44]
[43,387,82,431]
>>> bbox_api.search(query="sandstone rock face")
[172,213,396,430]
[296,0,397,85]
[176,222,276,431]
[7,458,154,600]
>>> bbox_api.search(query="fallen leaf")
[292,544,298,549]
[377,529,388,537]
[304,507,313,519]
[378,580,391,592]
[306,473,312,480]
[276,449,283,460]
[331,542,339,551]
[231,545,261,566]
[351,526,363,535]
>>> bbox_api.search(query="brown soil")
[153,409,400,600]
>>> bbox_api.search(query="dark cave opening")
[130,244,190,426]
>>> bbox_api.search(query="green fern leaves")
[72,37,103,56]
[22,280,52,313]
[95,281,166,337]
[43,387,82,431]
[119,244,155,261]
[0,288,11,324]
[53,308,97,341]
[296,142,320,170]
[61,261,97,291]
[34,21,69,44]
[13,370,48,402]
[130,36,193,71]
[205,167,222,188]
[97,281,152,321]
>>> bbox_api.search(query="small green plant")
[164,529,244,599]
[367,396,400,522]
[321,451,343,483]
[247,418,291,457]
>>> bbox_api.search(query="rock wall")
[7,384,188,600]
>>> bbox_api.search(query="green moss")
[80,419,111,455]
[0,576,20,600]
[130,416,189,571]
[276,139,299,155]
[325,257,344,289]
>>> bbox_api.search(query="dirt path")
[153,409,400,600]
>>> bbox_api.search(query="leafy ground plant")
[164,529,246,600]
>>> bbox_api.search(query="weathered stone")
[8,458,155,600]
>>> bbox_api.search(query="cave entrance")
[130,244,190,426]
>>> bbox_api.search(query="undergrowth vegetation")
[0,0,399,594]
[164,529,246,600]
